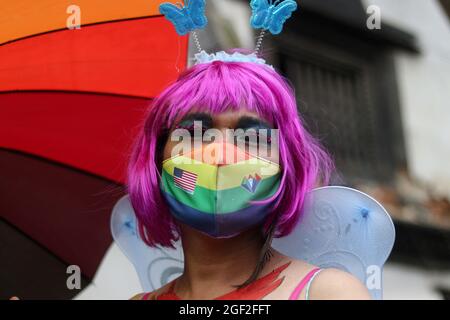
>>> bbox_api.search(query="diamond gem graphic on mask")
[241,173,262,193]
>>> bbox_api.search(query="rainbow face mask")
[160,143,281,238]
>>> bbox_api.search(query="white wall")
[383,262,449,300]
[363,0,450,198]
[75,244,142,300]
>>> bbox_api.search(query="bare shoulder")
[129,279,176,300]
[308,268,371,300]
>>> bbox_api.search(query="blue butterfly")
[159,0,208,36]
[250,0,298,35]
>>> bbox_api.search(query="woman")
[127,54,371,300]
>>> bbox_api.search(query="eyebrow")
[236,116,273,129]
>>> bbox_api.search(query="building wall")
[363,0,450,198]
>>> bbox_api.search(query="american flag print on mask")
[173,167,197,194]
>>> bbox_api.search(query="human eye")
[174,114,212,143]
[176,120,207,133]
[236,127,271,142]
[235,116,273,141]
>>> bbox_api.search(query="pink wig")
[127,57,333,248]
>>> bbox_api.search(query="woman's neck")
[174,224,268,299]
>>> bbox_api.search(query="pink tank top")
[288,267,323,300]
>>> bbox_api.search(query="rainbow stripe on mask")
[160,144,281,238]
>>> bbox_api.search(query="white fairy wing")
[110,196,183,292]
[272,186,396,300]
[111,186,395,299]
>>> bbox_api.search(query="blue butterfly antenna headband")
[159,0,298,68]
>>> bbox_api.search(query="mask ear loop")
[233,214,278,289]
